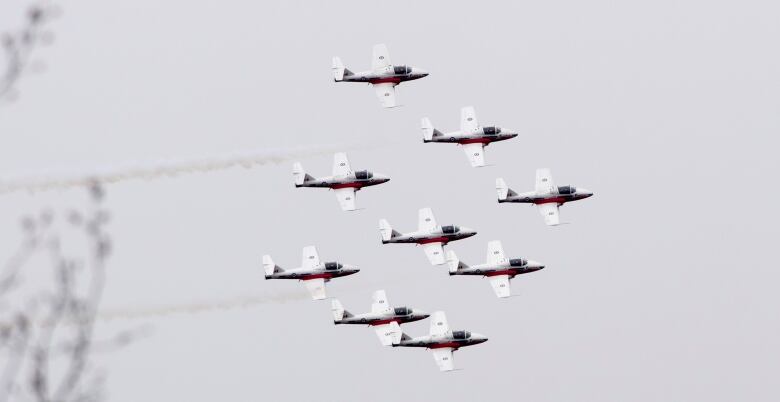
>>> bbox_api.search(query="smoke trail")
[96,291,311,323]
[0,143,368,195]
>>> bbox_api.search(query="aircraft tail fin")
[496,178,517,201]
[393,332,411,346]
[379,219,400,243]
[332,57,353,81]
[446,250,468,275]
[421,118,443,142]
[262,255,283,278]
[331,299,352,322]
[293,162,314,187]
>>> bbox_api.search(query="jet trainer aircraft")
[393,311,488,372]
[447,241,545,298]
[293,152,390,211]
[379,207,477,265]
[263,246,359,300]
[422,106,519,167]
[332,44,429,108]
[496,168,593,226]
[331,290,430,346]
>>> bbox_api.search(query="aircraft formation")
[265,44,593,372]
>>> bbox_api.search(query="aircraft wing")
[418,207,437,231]
[302,278,327,300]
[460,106,479,132]
[302,245,321,269]
[373,83,399,108]
[333,152,352,176]
[489,274,512,298]
[371,289,391,314]
[372,43,392,71]
[535,168,557,195]
[486,240,507,266]
[462,143,486,167]
[537,203,561,226]
[334,188,357,211]
[422,242,445,265]
[429,311,450,336]
[432,348,456,372]
[374,321,401,346]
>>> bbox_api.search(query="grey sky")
[1,0,779,401]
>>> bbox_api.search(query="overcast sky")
[1,0,779,401]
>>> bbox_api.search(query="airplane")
[421,106,519,167]
[496,168,593,226]
[293,152,390,211]
[331,290,430,346]
[392,311,488,372]
[332,44,429,108]
[263,246,359,300]
[379,207,477,265]
[447,241,545,298]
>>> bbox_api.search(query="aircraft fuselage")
[335,310,429,326]
[425,130,518,145]
[297,174,390,190]
[394,333,488,349]
[338,67,428,85]
[501,189,593,205]
[382,227,477,245]
[450,260,545,278]
[265,263,359,281]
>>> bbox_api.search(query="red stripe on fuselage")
[458,138,492,145]
[369,77,403,84]
[484,270,518,277]
[535,197,567,205]
[369,318,401,326]
[429,342,461,349]
[417,237,450,245]
[301,273,333,280]
[330,182,364,189]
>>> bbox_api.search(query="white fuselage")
[298,172,390,190]
[426,128,518,145]
[265,263,359,281]
[382,225,477,245]
[335,309,429,326]
[337,66,428,85]
[502,187,593,206]
[451,259,545,278]
[394,331,488,349]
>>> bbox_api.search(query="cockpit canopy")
[452,330,471,340]
[324,262,343,270]
[441,225,460,234]
[509,258,527,267]
[558,186,576,195]
[394,307,412,316]
[393,65,412,75]
[355,170,373,180]
[483,126,501,135]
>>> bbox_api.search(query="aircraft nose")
[346,265,360,273]
[529,260,545,269]
[415,309,430,318]
[579,188,594,197]
[415,68,429,77]
[473,333,488,343]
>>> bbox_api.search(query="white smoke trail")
[0,143,369,195]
